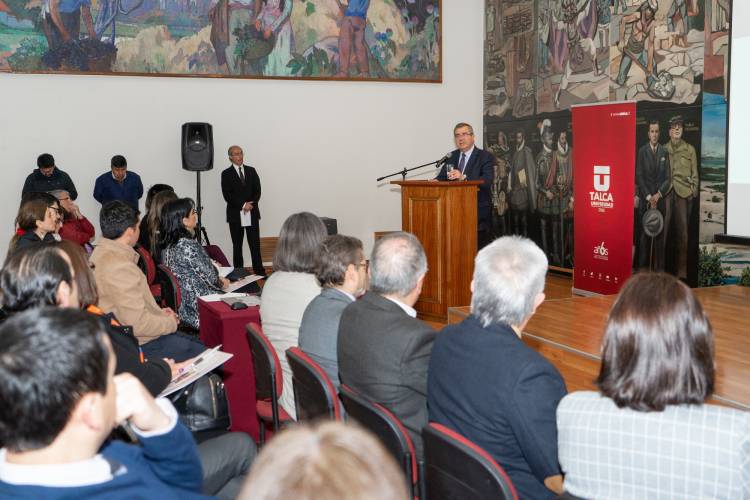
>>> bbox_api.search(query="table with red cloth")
[198,299,259,441]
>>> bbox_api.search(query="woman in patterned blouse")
[159,198,229,329]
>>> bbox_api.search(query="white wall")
[0,1,484,261]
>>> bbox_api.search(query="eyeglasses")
[48,206,62,215]
[454,132,473,138]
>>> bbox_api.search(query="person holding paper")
[221,145,265,276]
[160,198,230,330]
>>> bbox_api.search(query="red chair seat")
[256,399,293,423]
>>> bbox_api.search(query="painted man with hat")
[636,118,670,270]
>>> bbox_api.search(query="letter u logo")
[593,165,610,192]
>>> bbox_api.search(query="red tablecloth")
[198,299,259,441]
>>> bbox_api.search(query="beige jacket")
[90,238,177,344]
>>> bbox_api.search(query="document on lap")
[159,345,233,397]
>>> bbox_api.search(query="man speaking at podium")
[435,122,495,248]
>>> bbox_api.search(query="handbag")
[169,373,231,432]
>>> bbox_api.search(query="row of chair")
[246,323,519,500]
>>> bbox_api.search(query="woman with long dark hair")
[557,272,750,499]
[159,198,229,330]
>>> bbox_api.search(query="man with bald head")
[221,145,265,276]
[337,231,437,458]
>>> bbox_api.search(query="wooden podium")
[392,180,481,321]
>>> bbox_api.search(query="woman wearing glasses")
[8,193,62,254]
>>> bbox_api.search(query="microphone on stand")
[436,152,452,167]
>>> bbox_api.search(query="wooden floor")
[448,276,750,411]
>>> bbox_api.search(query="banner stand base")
[572,287,602,297]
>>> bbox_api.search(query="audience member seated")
[160,198,229,330]
[51,189,95,248]
[0,242,256,499]
[8,195,61,254]
[338,231,436,459]
[299,234,366,389]
[557,272,750,499]
[0,308,208,499]
[238,422,409,500]
[21,152,78,200]
[260,212,328,420]
[93,155,144,211]
[427,236,567,498]
[91,200,204,362]
[139,185,175,257]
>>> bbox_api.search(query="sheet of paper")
[199,291,248,302]
[224,274,264,293]
[240,210,252,227]
[159,345,233,397]
[218,266,234,278]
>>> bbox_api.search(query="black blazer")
[337,292,436,458]
[221,164,261,226]
[436,147,495,230]
[636,143,671,201]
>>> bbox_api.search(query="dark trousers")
[668,193,693,280]
[141,332,205,362]
[229,222,264,275]
[199,431,256,499]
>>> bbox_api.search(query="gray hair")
[369,232,427,297]
[49,190,69,200]
[471,236,547,327]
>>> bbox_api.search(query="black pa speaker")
[181,122,214,171]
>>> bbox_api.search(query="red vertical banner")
[573,102,635,295]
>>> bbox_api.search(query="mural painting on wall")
[485,0,730,286]
[486,114,574,268]
[0,0,441,80]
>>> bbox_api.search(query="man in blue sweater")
[0,308,210,499]
[93,155,144,211]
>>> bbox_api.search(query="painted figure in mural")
[667,0,690,48]
[664,115,698,281]
[254,0,294,76]
[538,0,551,73]
[616,0,657,87]
[553,129,573,266]
[209,0,256,74]
[636,119,671,270]
[336,0,371,77]
[550,0,601,108]
[42,0,97,50]
[489,131,511,238]
[509,129,537,237]
[536,121,558,263]
[596,0,611,49]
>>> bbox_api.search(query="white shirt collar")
[384,296,417,318]
[459,146,475,161]
[111,172,127,182]
[0,450,116,487]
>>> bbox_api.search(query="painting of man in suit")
[636,119,670,270]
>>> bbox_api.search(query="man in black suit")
[436,122,496,248]
[221,145,265,276]
[427,236,567,499]
[636,119,670,270]
[337,231,436,458]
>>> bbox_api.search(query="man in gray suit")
[338,232,437,459]
[299,234,367,388]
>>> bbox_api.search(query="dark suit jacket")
[436,147,495,231]
[221,164,261,226]
[337,292,437,458]
[636,143,670,201]
[428,315,567,499]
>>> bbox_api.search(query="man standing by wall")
[22,153,78,200]
[664,115,698,281]
[435,123,495,248]
[221,145,265,276]
[636,119,670,270]
[93,155,144,211]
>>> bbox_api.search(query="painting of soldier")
[488,130,512,238]
[508,128,537,237]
